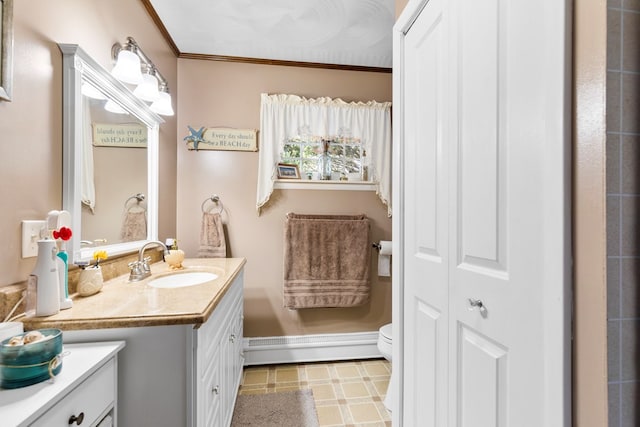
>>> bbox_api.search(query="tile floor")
[238,359,392,426]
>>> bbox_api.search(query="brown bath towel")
[284,213,371,309]
[198,212,227,258]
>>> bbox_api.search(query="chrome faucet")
[128,241,169,282]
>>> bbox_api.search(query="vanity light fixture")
[133,65,159,102]
[111,37,174,116]
[111,48,143,85]
[150,86,174,116]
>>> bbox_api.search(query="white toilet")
[377,323,393,412]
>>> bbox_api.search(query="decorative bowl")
[0,328,63,389]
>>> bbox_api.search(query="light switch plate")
[22,220,46,258]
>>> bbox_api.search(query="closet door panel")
[402,0,451,425]
[456,0,506,275]
[448,0,569,425]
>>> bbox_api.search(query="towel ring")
[124,193,145,209]
[201,195,224,214]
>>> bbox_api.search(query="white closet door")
[395,0,571,425]
[402,0,452,425]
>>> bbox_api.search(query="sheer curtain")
[257,93,392,216]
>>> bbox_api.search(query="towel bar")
[123,193,145,209]
[201,195,224,213]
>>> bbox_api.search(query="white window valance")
[257,93,392,216]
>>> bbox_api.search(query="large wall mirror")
[60,44,163,264]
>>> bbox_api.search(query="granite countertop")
[21,258,246,331]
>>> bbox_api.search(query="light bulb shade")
[133,73,160,102]
[150,91,174,116]
[111,49,143,85]
[81,82,107,100]
[104,99,129,115]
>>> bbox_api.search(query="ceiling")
[146,0,394,71]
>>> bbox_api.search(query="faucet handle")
[141,257,152,273]
[128,261,143,278]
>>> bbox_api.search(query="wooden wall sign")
[184,126,258,151]
[93,123,147,148]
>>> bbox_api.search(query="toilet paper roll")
[379,240,392,255]
[378,240,392,277]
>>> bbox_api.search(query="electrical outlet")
[22,220,46,258]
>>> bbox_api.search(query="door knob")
[468,298,487,316]
[468,298,483,308]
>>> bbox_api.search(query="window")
[282,136,366,179]
[257,93,391,216]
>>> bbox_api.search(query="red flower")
[53,226,72,241]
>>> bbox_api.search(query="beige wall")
[392,0,609,423]
[574,0,609,424]
[176,59,392,337]
[0,0,177,288]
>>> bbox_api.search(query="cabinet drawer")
[31,359,116,427]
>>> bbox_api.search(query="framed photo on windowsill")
[277,163,300,179]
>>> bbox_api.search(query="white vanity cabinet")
[194,269,244,427]
[28,259,247,426]
[0,341,125,427]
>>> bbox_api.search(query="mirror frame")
[0,0,14,101]
[59,44,163,264]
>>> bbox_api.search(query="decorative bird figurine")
[184,126,205,150]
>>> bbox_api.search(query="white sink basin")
[148,271,218,289]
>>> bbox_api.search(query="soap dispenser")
[27,239,60,317]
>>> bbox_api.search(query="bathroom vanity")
[21,258,245,427]
[49,43,245,426]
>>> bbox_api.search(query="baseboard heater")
[242,331,381,366]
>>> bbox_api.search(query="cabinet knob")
[212,385,220,395]
[230,334,236,343]
[68,412,85,425]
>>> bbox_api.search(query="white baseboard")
[243,331,382,366]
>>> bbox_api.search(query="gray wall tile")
[610,383,621,427]
[608,132,622,194]
[621,381,639,427]
[608,195,621,257]
[608,71,622,132]
[620,320,639,380]
[623,11,640,71]
[622,73,640,133]
[610,9,623,71]
[621,134,640,193]
[609,257,621,319]
[621,258,640,317]
[609,320,621,381]
[620,196,640,256]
